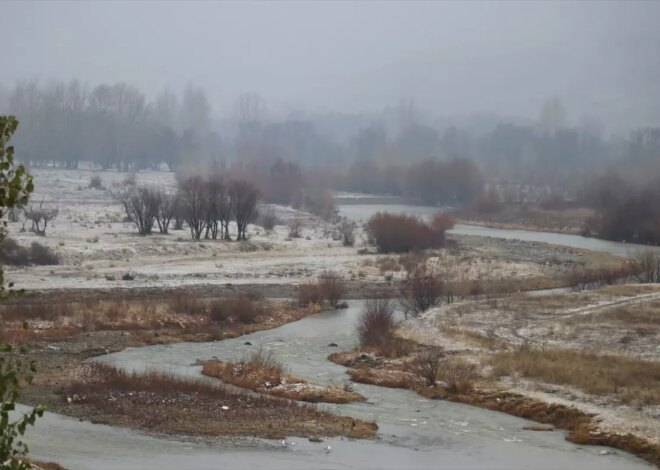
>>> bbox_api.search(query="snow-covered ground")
[5,168,575,291]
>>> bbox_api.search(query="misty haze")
[0,1,659,469]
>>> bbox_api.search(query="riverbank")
[328,285,660,467]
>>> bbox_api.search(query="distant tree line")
[2,80,217,171]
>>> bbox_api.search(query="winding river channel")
[23,204,656,469]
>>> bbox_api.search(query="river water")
[23,204,655,469]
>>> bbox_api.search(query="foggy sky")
[3,1,660,128]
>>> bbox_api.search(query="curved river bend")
[23,204,655,469]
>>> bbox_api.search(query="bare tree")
[230,180,259,240]
[401,265,443,317]
[23,198,58,236]
[112,184,158,235]
[154,190,178,234]
[179,176,208,240]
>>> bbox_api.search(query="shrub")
[170,292,207,316]
[88,175,104,190]
[566,264,639,291]
[29,241,59,265]
[288,218,303,238]
[318,271,345,307]
[366,212,447,253]
[411,346,445,386]
[401,265,443,316]
[430,212,456,234]
[0,238,59,266]
[338,218,356,247]
[258,209,279,231]
[357,298,395,348]
[208,295,263,324]
[438,358,478,394]
[297,282,323,307]
[632,249,660,283]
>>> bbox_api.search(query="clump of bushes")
[366,212,454,253]
[88,175,104,190]
[357,298,395,348]
[356,298,413,358]
[258,210,279,231]
[0,237,59,266]
[209,295,264,324]
[400,265,444,316]
[297,271,346,307]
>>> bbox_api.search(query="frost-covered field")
[5,167,583,292]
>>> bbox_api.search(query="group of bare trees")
[114,176,259,240]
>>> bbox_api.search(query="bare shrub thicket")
[411,346,445,386]
[258,209,279,231]
[357,298,395,348]
[88,175,104,190]
[437,358,478,394]
[0,238,59,266]
[287,218,303,238]
[297,271,346,307]
[401,265,444,317]
[209,295,263,324]
[24,199,58,235]
[318,271,346,307]
[366,212,451,253]
[112,183,159,235]
[338,218,356,246]
[632,249,660,283]
[567,264,640,291]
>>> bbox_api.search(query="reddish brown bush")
[318,271,346,306]
[209,295,264,324]
[298,272,346,307]
[357,299,395,348]
[430,212,456,233]
[170,292,207,316]
[297,282,323,307]
[366,212,447,253]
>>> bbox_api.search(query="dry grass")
[202,352,364,404]
[297,272,346,307]
[0,294,316,344]
[29,460,67,470]
[491,346,660,405]
[63,363,376,439]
